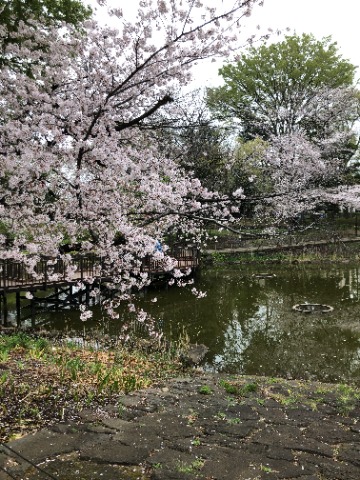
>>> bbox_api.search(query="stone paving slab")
[1,373,359,480]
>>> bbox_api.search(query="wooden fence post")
[16,291,21,325]
[3,293,8,326]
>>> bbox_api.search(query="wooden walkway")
[0,247,198,294]
[0,255,100,294]
[0,247,199,325]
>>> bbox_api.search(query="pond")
[4,263,360,384]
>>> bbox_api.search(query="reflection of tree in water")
[273,265,347,303]
[124,265,360,382]
[148,269,267,357]
[195,270,269,360]
[197,265,360,382]
[230,316,360,383]
[212,289,284,373]
[336,266,360,303]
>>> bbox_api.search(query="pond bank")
[206,236,360,253]
[204,236,360,265]
[1,372,360,480]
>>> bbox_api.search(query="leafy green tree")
[179,124,229,192]
[207,34,358,142]
[230,137,269,194]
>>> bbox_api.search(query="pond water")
[6,263,360,384]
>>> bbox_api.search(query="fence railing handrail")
[0,254,101,292]
[0,248,199,292]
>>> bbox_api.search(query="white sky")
[248,0,360,72]
[88,0,360,88]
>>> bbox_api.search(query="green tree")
[151,93,232,192]
[207,34,358,142]
[230,138,269,193]
[176,122,230,192]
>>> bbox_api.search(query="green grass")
[219,379,238,394]
[336,383,360,414]
[0,333,50,356]
[176,458,205,474]
[0,333,185,442]
[240,382,258,394]
[198,385,212,395]
[260,464,275,473]
[191,437,201,446]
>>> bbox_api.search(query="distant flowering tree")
[0,0,266,320]
[241,87,360,223]
[207,34,360,223]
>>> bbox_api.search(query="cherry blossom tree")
[238,86,360,225]
[0,0,266,320]
[0,0,92,73]
[3,0,359,332]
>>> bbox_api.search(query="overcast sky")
[249,0,360,70]
[88,0,360,88]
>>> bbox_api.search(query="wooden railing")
[0,248,199,293]
[0,254,101,293]
[141,247,199,273]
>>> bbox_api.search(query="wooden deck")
[0,247,199,325]
[141,247,199,276]
[0,255,99,293]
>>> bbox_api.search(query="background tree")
[228,137,269,197]
[206,34,360,225]
[207,34,359,143]
[151,92,232,192]
[0,0,91,27]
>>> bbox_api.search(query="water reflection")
[5,263,360,383]
[150,264,360,383]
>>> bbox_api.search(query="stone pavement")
[1,374,359,480]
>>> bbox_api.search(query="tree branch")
[114,95,174,131]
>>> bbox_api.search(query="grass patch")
[240,382,258,394]
[336,383,360,414]
[216,376,360,416]
[176,458,205,474]
[219,379,239,394]
[198,384,212,395]
[0,332,184,442]
[260,464,275,473]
